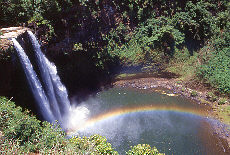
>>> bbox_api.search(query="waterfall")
[12,38,55,123]
[12,32,71,127]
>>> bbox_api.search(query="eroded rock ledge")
[0,27,30,51]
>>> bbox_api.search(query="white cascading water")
[12,32,71,128]
[27,31,71,121]
[42,53,71,117]
[12,38,55,123]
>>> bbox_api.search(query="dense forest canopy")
[0,0,230,93]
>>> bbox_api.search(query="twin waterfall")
[12,31,71,127]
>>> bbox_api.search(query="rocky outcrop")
[0,27,29,38]
[0,27,30,51]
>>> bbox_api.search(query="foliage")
[206,92,218,102]
[105,16,185,66]
[166,48,199,81]
[191,90,198,97]
[217,105,230,125]
[212,25,230,50]
[73,42,84,51]
[172,48,191,63]
[195,2,230,95]
[181,87,186,92]
[104,0,229,67]
[198,48,230,94]
[126,144,164,155]
[0,97,67,152]
[0,138,23,154]
[28,12,55,40]
[0,0,40,26]
[218,98,227,105]
[0,45,14,60]
[181,1,217,41]
[1,1,229,72]
[213,2,230,49]
[70,135,118,154]
[1,0,230,100]
[1,97,164,154]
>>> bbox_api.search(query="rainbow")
[67,104,209,135]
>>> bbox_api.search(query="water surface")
[70,87,229,154]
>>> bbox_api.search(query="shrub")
[191,90,198,97]
[28,12,55,41]
[198,48,230,94]
[181,87,186,92]
[0,138,23,154]
[199,98,209,105]
[0,0,36,26]
[105,16,185,66]
[218,98,227,105]
[172,48,191,63]
[70,135,118,154]
[206,92,218,102]
[0,97,67,152]
[126,144,164,155]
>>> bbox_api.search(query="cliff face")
[0,27,28,95]
[0,27,36,111]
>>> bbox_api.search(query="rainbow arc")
[67,104,209,135]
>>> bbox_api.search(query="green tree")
[126,144,164,155]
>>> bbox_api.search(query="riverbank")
[112,74,230,147]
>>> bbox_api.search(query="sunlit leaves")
[127,144,164,155]
[198,48,230,94]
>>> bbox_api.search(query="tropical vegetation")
[1,0,229,95]
[0,0,229,153]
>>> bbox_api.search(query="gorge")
[10,31,230,154]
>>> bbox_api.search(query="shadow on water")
[69,87,230,155]
[114,71,179,81]
[113,64,179,82]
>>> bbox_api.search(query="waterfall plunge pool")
[67,87,229,155]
